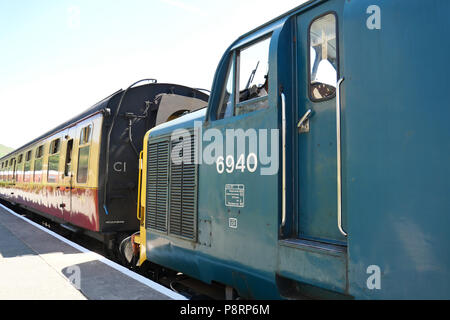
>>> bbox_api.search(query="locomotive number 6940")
[216,153,258,174]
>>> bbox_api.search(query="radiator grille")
[169,134,197,240]
[146,140,169,232]
[146,133,198,241]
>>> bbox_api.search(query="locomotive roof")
[236,0,319,42]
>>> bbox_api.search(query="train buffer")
[0,204,186,300]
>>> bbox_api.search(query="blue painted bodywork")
[144,0,450,299]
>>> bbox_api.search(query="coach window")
[8,158,15,181]
[34,146,44,183]
[3,161,7,182]
[4,162,7,181]
[7,159,11,181]
[24,150,32,182]
[4,161,8,181]
[16,154,23,181]
[48,139,61,183]
[309,13,338,101]
[77,124,92,184]
[64,139,74,177]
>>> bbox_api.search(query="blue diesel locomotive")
[133,0,450,299]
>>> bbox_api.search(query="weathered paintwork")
[142,0,450,299]
[343,0,450,299]
[0,113,103,231]
[0,184,100,231]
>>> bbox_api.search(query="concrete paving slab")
[0,204,184,300]
[0,217,87,300]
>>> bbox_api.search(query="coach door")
[60,127,76,221]
[295,1,347,246]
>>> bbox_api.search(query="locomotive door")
[295,1,347,245]
[60,127,76,221]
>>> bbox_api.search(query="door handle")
[297,109,312,133]
[336,78,347,237]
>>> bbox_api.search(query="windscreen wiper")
[245,61,260,90]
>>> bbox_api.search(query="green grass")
[0,144,14,158]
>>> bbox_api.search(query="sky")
[0,0,306,149]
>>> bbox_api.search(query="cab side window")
[309,13,338,101]
[216,56,235,120]
[238,37,271,103]
[216,36,271,120]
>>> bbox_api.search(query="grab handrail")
[336,78,347,237]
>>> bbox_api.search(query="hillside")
[0,144,13,158]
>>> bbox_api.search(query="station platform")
[0,203,186,300]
